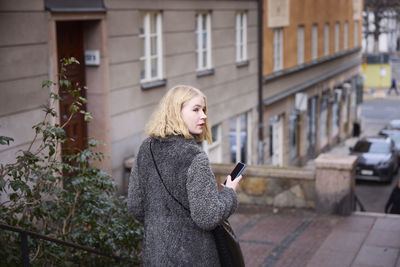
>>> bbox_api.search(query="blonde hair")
[146,85,212,143]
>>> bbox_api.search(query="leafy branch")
[0,57,142,266]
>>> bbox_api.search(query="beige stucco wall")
[0,1,49,204]
[0,1,50,167]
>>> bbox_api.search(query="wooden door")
[56,21,87,157]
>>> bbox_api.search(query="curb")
[353,211,400,218]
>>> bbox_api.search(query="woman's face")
[181,94,207,135]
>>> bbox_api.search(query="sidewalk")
[363,87,400,100]
[308,212,400,267]
[230,205,400,267]
[229,88,400,267]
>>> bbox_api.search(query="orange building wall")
[263,0,363,76]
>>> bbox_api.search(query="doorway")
[56,21,88,156]
[307,96,318,158]
[269,115,283,166]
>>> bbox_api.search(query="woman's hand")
[222,175,243,192]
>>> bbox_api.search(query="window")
[204,124,222,163]
[230,112,251,163]
[353,140,390,154]
[195,12,212,71]
[273,28,283,71]
[334,22,339,53]
[140,12,163,83]
[343,21,348,50]
[312,24,318,60]
[354,21,359,47]
[236,12,247,63]
[297,26,304,65]
[324,23,329,56]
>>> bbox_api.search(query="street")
[337,96,400,213]
[356,96,400,213]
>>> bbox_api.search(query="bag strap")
[149,139,190,212]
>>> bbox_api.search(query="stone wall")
[211,163,316,209]
[124,153,355,214]
[314,154,357,215]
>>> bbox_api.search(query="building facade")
[363,9,399,54]
[261,0,363,167]
[0,0,259,194]
[0,0,364,195]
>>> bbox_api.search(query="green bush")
[0,58,143,266]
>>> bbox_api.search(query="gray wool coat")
[128,135,238,266]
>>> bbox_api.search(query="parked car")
[349,136,398,183]
[379,129,400,164]
[382,120,400,130]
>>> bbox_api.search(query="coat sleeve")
[127,159,145,223]
[186,152,238,231]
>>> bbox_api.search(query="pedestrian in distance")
[385,179,400,214]
[388,77,399,96]
[128,85,243,266]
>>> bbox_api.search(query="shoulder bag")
[149,139,245,267]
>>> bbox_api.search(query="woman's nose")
[201,111,207,119]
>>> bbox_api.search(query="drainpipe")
[257,0,264,165]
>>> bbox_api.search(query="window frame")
[229,111,252,164]
[273,28,283,72]
[139,11,163,83]
[354,21,359,47]
[297,25,304,65]
[312,24,318,61]
[236,11,248,63]
[343,21,348,50]
[334,22,340,53]
[324,23,329,56]
[203,124,222,163]
[195,11,212,71]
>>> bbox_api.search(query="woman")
[128,85,243,266]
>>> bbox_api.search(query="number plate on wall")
[85,50,100,66]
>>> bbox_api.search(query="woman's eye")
[193,108,199,112]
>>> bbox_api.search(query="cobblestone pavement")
[229,205,341,267]
[230,205,400,267]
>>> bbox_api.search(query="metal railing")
[0,222,140,266]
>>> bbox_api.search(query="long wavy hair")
[146,85,212,143]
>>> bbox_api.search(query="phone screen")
[224,162,246,185]
[230,162,245,179]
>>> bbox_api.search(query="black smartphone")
[224,162,246,185]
